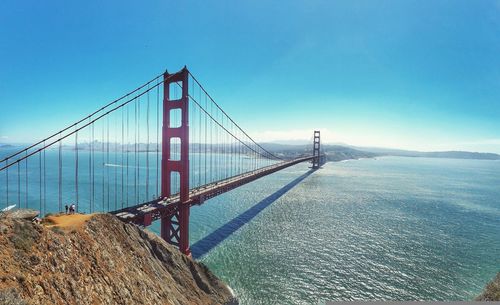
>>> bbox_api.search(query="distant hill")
[262,142,500,162]
[261,143,377,162]
[352,146,500,160]
[321,145,378,161]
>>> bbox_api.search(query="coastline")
[477,272,500,301]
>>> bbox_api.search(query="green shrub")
[50,226,64,235]
[9,222,36,251]
[0,288,27,305]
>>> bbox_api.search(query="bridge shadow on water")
[191,168,315,259]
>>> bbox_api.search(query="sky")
[1,0,499,153]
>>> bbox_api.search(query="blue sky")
[1,0,499,152]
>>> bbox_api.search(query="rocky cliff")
[477,272,500,301]
[0,212,236,305]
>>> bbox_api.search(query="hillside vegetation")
[0,212,236,305]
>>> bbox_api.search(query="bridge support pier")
[160,204,190,255]
[160,67,191,256]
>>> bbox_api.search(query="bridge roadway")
[111,155,315,225]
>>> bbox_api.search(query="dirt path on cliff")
[44,214,93,231]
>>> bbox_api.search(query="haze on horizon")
[1,1,499,153]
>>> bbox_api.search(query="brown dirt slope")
[477,272,500,301]
[0,212,236,305]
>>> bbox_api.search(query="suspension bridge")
[0,66,324,256]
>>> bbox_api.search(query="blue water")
[2,146,499,303]
[0,147,268,215]
[154,157,499,303]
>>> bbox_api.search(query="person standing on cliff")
[65,205,68,214]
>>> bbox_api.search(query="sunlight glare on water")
[152,157,500,304]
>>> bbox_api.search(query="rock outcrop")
[477,272,500,301]
[0,212,236,305]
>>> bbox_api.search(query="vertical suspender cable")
[156,79,159,197]
[39,152,41,213]
[17,161,20,208]
[102,120,105,212]
[25,152,28,208]
[210,97,213,184]
[106,115,110,210]
[43,141,46,214]
[5,158,8,207]
[146,86,150,199]
[75,132,79,212]
[114,114,118,210]
[91,123,95,213]
[134,98,138,204]
[58,135,62,212]
[89,119,92,213]
[156,78,160,197]
[127,104,130,207]
[204,94,207,185]
[198,84,201,187]
[121,107,124,207]
[138,96,141,202]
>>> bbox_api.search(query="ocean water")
[0,148,267,215]
[151,157,499,304]
[2,148,499,303]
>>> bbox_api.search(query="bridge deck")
[111,156,315,225]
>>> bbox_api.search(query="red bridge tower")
[161,67,191,256]
[312,130,321,169]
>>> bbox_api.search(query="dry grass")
[44,214,94,231]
